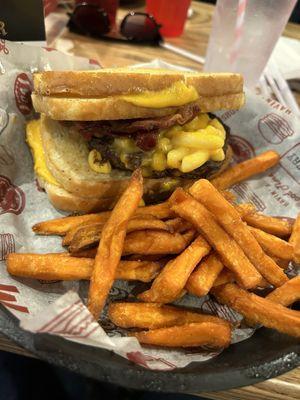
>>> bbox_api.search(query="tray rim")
[0,305,299,393]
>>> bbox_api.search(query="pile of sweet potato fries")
[7,150,300,349]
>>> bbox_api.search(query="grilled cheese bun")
[29,68,240,212]
[32,69,244,121]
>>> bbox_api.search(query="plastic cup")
[146,0,191,37]
[204,0,297,88]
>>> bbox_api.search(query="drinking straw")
[229,0,247,66]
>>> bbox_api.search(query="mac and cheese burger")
[27,68,244,212]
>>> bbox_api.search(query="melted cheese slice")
[120,81,199,108]
[26,119,60,186]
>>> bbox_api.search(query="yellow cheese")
[120,81,199,108]
[26,119,60,186]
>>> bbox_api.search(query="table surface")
[1,2,300,399]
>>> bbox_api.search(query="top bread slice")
[33,69,244,121]
[33,68,244,97]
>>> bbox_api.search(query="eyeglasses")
[67,2,162,44]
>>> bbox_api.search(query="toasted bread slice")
[38,177,118,212]
[33,93,244,121]
[34,69,244,98]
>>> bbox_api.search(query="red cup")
[43,0,58,17]
[75,0,119,26]
[146,0,191,37]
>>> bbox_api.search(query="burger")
[27,68,244,212]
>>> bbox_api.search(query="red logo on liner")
[0,40,9,54]
[0,233,15,261]
[258,113,294,144]
[0,284,29,314]
[229,135,255,163]
[14,73,33,115]
[0,175,26,216]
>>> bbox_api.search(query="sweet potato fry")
[235,203,256,217]
[68,218,170,253]
[189,180,288,287]
[62,222,93,246]
[213,269,235,287]
[138,235,210,303]
[63,214,162,246]
[270,257,290,270]
[266,276,300,306]
[210,150,280,190]
[33,212,111,236]
[72,248,97,258]
[6,253,160,282]
[165,218,193,233]
[71,232,189,259]
[33,202,172,236]
[169,188,263,289]
[289,214,300,263]
[88,170,143,319]
[243,213,292,237]
[122,229,195,256]
[212,283,300,338]
[186,253,224,297]
[221,190,236,202]
[112,261,161,282]
[249,226,294,261]
[109,302,229,329]
[131,322,231,348]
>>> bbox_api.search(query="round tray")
[0,305,299,393]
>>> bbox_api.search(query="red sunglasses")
[67,2,162,44]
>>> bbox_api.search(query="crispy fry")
[210,150,280,190]
[33,212,111,236]
[243,212,292,237]
[112,261,161,282]
[249,226,294,261]
[88,170,143,319]
[63,214,162,246]
[72,231,195,258]
[131,322,231,348]
[72,248,97,258]
[169,188,263,289]
[266,276,300,306]
[6,253,160,282]
[68,218,170,253]
[221,190,236,202]
[165,218,193,233]
[63,222,92,246]
[33,202,172,236]
[289,214,300,263]
[270,257,290,270]
[236,203,256,217]
[189,180,288,287]
[213,269,235,287]
[123,229,195,256]
[68,223,103,252]
[138,235,210,303]
[109,302,229,329]
[212,283,300,338]
[187,253,224,297]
